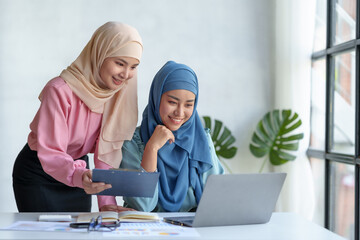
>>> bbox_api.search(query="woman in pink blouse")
[12,22,143,212]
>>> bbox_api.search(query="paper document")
[0,221,85,233]
[102,222,200,238]
[0,220,200,238]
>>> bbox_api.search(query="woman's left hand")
[82,170,112,194]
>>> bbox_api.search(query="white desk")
[0,212,346,239]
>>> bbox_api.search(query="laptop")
[163,172,286,227]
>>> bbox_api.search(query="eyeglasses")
[88,216,120,232]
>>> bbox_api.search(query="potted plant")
[249,109,304,173]
[202,116,238,173]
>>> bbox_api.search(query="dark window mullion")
[324,0,334,229]
[327,40,357,54]
[353,0,360,238]
[356,165,359,240]
[312,50,327,60]
[312,40,357,60]
[357,0,360,40]
[325,152,355,163]
[328,0,335,48]
[308,149,354,163]
[307,149,326,159]
[324,53,333,230]
[354,18,360,237]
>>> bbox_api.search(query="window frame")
[307,0,360,239]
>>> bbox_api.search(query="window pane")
[309,157,325,227]
[313,0,327,51]
[335,0,356,45]
[310,59,326,150]
[331,51,355,155]
[329,161,355,240]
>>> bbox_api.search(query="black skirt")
[12,144,91,212]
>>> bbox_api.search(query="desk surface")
[0,212,346,240]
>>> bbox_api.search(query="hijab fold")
[140,61,213,211]
[52,22,143,167]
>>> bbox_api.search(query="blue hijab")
[140,61,213,212]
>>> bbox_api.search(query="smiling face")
[99,56,140,90]
[159,89,196,131]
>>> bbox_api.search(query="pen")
[163,219,187,227]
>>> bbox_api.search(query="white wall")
[0,0,275,212]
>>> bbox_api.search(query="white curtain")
[268,0,317,220]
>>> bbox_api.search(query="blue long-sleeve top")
[120,127,224,212]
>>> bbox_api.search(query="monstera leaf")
[249,109,304,173]
[202,116,238,173]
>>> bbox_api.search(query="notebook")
[163,172,286,227]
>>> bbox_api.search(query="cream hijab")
[58,22,143,167]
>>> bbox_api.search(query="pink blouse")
[28,77,118,209]
[28,77,102,188]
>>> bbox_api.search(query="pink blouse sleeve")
[94,140,117,209]
[34,82,89,188]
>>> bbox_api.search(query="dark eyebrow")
[167,94,195,102]
[117,59,128,64]
[116,58,139,67]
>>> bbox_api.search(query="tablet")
[92,168,160,197]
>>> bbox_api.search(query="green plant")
[249,109,304,173]
[202,116,238,173]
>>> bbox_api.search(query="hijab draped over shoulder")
[140,61,213,212]
[55,22,143,167]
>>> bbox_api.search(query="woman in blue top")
[119,61,224,212]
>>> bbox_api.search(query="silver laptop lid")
[192,172,286,227]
